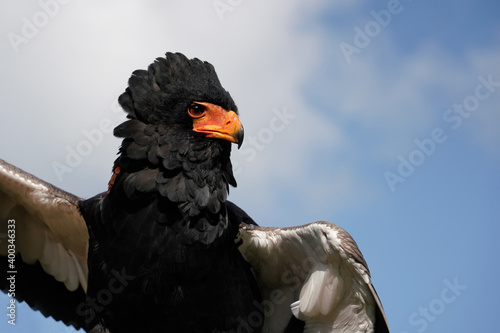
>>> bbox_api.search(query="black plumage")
[77,52,262,332]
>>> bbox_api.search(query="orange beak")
[191,102,244,148]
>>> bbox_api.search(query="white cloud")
[2,1,497,219]
[463,48,500,156]
[0,1,346,211]
[306,19,500,162]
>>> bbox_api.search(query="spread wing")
[0,158,89,329]
[237,221,389,333]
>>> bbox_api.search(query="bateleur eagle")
[0,52,389,333]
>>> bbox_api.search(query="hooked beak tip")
[237,125,244,149]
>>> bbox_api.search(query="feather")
[193,185,210,208]
[117,89,137,118]
[157,142,173,159]
[159,173,187,203]
[133,169,158,193]
[126,141,148,159]
[113,119,147,139]
[147,143,160,164]
[162,155,182,170]
[206,192,221,214]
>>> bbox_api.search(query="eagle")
[0,52,389,333]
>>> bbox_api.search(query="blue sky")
[1,1,499,332]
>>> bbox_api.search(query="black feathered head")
[118,52,239,133]
[110,53,243,225]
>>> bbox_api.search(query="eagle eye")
[188,104,206,118]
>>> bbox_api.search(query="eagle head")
[110,53,243,223]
